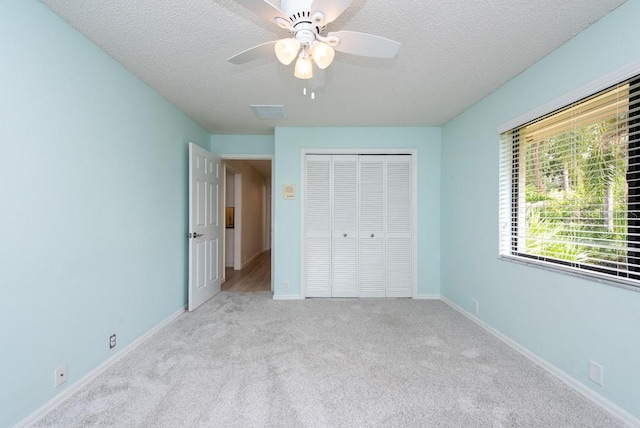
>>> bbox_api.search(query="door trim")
[300,148,418,299]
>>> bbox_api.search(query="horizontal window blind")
[499,75,640,287]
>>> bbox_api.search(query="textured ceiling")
[40,0,627,135]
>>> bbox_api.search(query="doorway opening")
[222,157,273,292]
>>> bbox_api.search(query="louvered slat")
[359,238,385,297]
[359,156,384,233]
[332,155,359,297]
[386,238,412,297]
[305,156,331,236]
[305,155,332,297]
[359,156,385,297]
[386,156,411,234]
[306,238,332,297]
[386,156,412,297]
[332,239,358,297]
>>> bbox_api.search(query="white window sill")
[499,254,640,293]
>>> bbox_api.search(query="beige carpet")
[35,292,622,427]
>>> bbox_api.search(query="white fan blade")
[233,0,291,27]
[228,41,277,64]
[310,0,353,24]
[328,31,401,58]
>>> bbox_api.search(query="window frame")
[498,61,640,292]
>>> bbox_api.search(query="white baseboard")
[16,306,186,428]
[440,297,640,428]
[240,249,265,270]
[415,293,441,300]
[272,294,303,300]
[17,296,638,427]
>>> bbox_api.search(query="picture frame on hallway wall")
[225,207,234,229]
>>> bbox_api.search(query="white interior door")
[188,143,223,311]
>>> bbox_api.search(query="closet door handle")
[343,233,348,237]
[370,233,375,238]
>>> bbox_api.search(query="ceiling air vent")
[250,105,287,120]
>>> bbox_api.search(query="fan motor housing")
[281,0,327,35]
[295,27,316,44]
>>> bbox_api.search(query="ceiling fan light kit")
[294,50,314,79]
[229,0,401,81]
[310,41,335,69]
[274,37,301,65]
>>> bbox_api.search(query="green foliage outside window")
[523,117,629,268]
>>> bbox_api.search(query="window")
[499,75,640,288]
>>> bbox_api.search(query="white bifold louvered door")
[358,155,412,297]
[305,155,332,297]
[358,156,386,297]
[385,155,412,297]
[304,154,413,298]
[332,155,359,297]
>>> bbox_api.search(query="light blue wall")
[211,134,275,155]
[273,127,441,298]
[441,0,640,418]
[4,0,638,425]
[0,1,210,426]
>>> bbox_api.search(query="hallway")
[222,250,271,292]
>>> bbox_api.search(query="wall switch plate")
[588,360,604,386]
[283,280,289,291]
[55,363,67,388]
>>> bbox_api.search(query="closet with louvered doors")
[304,153,413,298]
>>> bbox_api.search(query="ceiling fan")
[228,0,401,80]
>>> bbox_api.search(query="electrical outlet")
[472,299,479,315]
[588,360,604,386]
[55,363,67,388]
[110,334,116,349]
[283,280,289,291]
